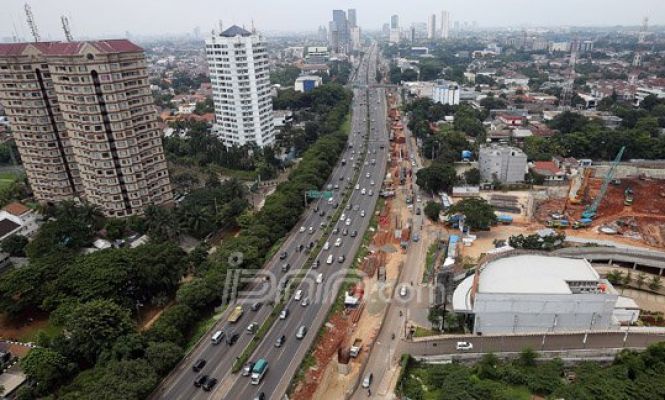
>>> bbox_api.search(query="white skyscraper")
[206,25,274,147]
[427,14,436,40]
[441,11,450,39]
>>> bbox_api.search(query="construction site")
[535,148,665,248]
[290,91,422,400]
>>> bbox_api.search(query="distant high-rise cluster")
[441,11,450,39]
[427,14,436,40]
[206,25,274,148]
[0,40,173,217]
[328,9,360,53]
[389,14,401,44]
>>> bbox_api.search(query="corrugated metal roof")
[0,40,143,57]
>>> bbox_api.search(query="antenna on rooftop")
[24,3,41,42]
[218,20,223,34]
[251,19,256,33]
[61,15,73,42]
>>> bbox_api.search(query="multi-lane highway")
[152,44,385,400]
[223,44,388,400]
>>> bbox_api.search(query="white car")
[326,254,334,264]
[335,238,342,247]
[399,286,408,297]
[308,226,314,233]
[361,188,366,195]
[294,289,303,301]
[370,180,375,186]
[456,341,473,351]
[366,172,371,178]
[368,190,374,196]
[340,213,346,222]
[301,297,309,307]
[345,218,352,226]
[299,226,306,233]
[316,273,323,284]
[323,241,330,250]
[355,184,360,190]
[360,210,365,217]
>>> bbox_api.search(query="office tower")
[382,23,390,37]
[347,9,357,28]
[351,26,362,50]
[317,25,328,42]
[206,26,274,148]
[390,15,399,30]
[441,11,450,39]
[427,14,436,39]
[331,10,348,53]
[410,26,416,44]
[0,40,173,217]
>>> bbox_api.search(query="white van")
[326,254,334,264]
[211,330,225,345]
[323,241,330,251]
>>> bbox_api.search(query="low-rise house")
[532,161,566,184]
[0,203,40,241]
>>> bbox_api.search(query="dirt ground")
[0,312,49,342]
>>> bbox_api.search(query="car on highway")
[413,233,420,242]
[327,254,334,264]
[316,273,323,284]
[333,226,339,234]
[226,332,239,346]
[399,286,408,297]
[242,361,255,376]
[279,251,288,260]
[301,297,309,307]
[416,196,421,202]
[360,210,365,217]
[370,180,374,186]
[312,259,320,269]
[362,373,373,388]
[194,374,208,387]
[275,335,286,348]
[282,263,290,272]
[323,241,330,250]
[345,218,352,226]
[211,330,225,345]
[294,289,303,301]
[202,377,217,391]
[254,393,266,400]
[308,226,315,233]
[247,322,258,334]
[368,189,374,196]
[279,308,289,320]
[299,226,306,233]
[361,188,366,195]
[338,255,346,263]
[350,230,358,238]
[340,213,346,221]
[347,203,352,210]
[192,358,206,372]
[415,207,421,215]
[355,183,360,190]
[366,172,371,178]
[456,341,473,351]
[250,302,263,311]
[335,238,342,247]
[342,228,348,236]
[296,325,307,339]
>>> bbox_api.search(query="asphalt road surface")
[152,44,385,400]
[221,43,387,400]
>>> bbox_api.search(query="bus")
[250,358,268,385]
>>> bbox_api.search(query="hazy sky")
[2,0,663,41]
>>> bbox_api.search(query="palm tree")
[649,276,662,292]
[636,272,646,289]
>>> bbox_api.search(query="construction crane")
[581,146,625,220]
[24,3,40,42]
[61,15,73,41]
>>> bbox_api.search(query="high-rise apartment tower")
[0,40,173,217]
[206,26,274,147]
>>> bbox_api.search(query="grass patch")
[19,322,61,343]
[422,242,440,284]
[413,326,439,338]
[0,171,20,191]
[184,306,226,351]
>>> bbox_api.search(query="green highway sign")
[306,191,333,199]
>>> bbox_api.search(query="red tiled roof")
[3,202,30,217]
[0,40,143,57]
[533,161,562,175]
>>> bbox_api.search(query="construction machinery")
[547,219,570,229]
[581,146,625,220]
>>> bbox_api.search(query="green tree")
[21,348,75,395]
[145,341,183,375]
[636,272,646,289]
[463,168,481,185]
[423,201,442,222]
[51,300,133,365]
[517,348,538,367]
[104,219,127,241]
[1,234,28,256]
[416,163,458,194]
[446,198,497,230]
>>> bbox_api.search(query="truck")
[496,214,513,225]
[350,339,363,358]
[227,305,244,324]
[547,219,570,228]
[250,358,268,385]
[573,218,593,229]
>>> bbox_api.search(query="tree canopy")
[447,198,497,230]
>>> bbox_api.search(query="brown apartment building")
[0,40,172,217]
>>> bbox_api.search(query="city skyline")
[2,0,664,40]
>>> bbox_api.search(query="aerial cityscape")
[1,1,665,399]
